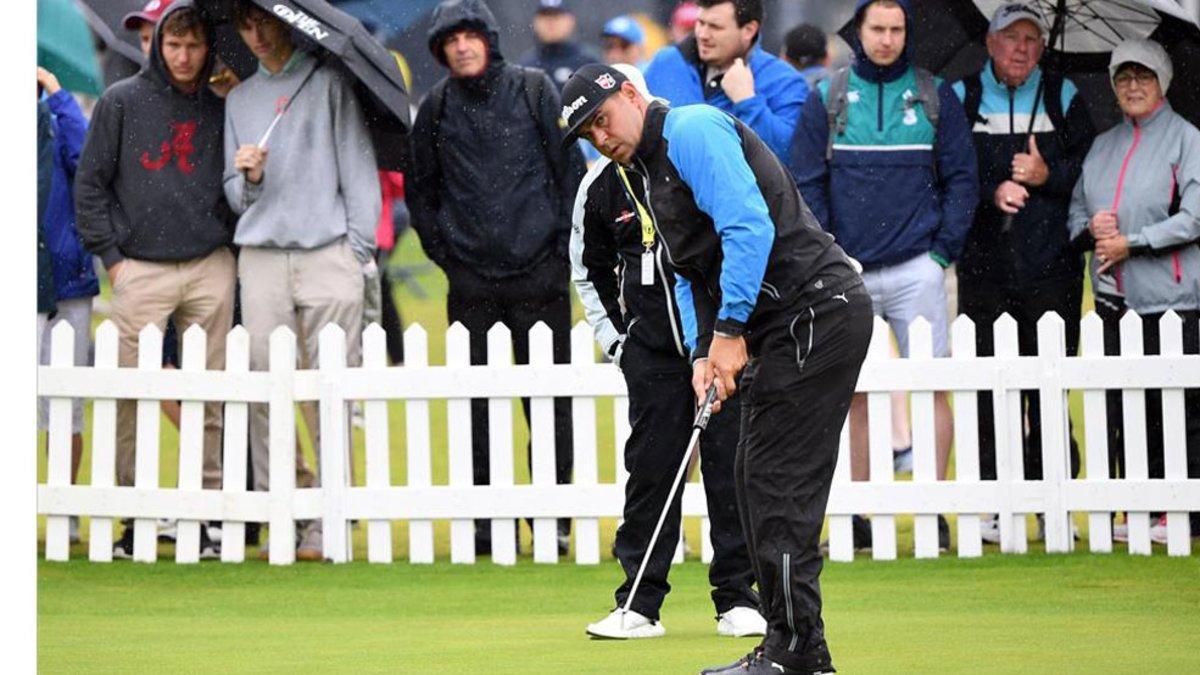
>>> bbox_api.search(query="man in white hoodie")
[223,0,380,560]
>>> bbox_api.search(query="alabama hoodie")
[75,0,233,270]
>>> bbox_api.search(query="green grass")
[38,554,1200,673]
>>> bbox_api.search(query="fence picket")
[318,325,352,563]
[221,326,249,563]
[529,323,559,563]
[88,322,118,562]
[828,416,853,562]
[363,324,393,564]
[909,318,938,559]
[1119,311,1151,555]
[446,323,475,563]
[174,325,207,564]
[1036,314,1072,553]
[404,326,434,564]
[1079,313,1111,553]
[133,324,163,563]
[1158,312,1191,556]
[268,327,297,565]
[44,322,75,562]
[487,323,517,566]
[866,317,897,560]
[570,323,600,565]
[993,314,1027,553]
[950,316,981,558]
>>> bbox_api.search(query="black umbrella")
[77,0,146,65]
[839,0,1200,132]
[196,0,411,170]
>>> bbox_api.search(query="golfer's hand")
[1089,210,1118,240]
[994,181,1028,214]
[1011,135,1048,186]
[37,67,61,95]
[721,58,755,104]
[707,334,748,410]
[235,145,268,184]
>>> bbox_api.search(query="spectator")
[644,0,808,162]
[407,0,586,556]
[951,3,1095,543]
[36,67,98,545]
[37,99,57,453]
[601,15,646,69]
[518,0,597,92]
[75,0,233,559]
[122,0,167,57]
[223,0,379,561]
[1068,38,1200,541]
[375,170,407,365]
[781,23,831,88]
[669,2,700,45]
[572,65,764,641]
[790,0,979,552]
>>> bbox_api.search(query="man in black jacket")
[561,63,870,674]
[519,0,597,91]
[75,0,233,559]
[572,66,764,641]
[408,0,587,557]
[951,4,1094,539]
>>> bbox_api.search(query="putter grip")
[694,386,718,430]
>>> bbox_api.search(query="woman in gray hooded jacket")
[1067,37,1200,538]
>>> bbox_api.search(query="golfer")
[560,63,872,674]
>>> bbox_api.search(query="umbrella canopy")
[329,0,441,41]
[197,0,410,170]
[839,0,1200,131]
[76,0,146,66]
[37,0,103,96]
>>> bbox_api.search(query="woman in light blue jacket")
[1067,38,1199,540]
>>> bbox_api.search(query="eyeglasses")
[1113,71,1157,88]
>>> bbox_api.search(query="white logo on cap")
[562,95,588,121]
[595,73,616,89]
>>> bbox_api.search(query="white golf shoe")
[716,606,767,637]
[586,609,665,639]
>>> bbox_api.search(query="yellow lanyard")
[615,165,655,250]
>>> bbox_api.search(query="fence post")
[446,323,475,563]
[221,326,250,563]
[951,315,981,558]
[1119,311,1152,555]
[1079,313,1112,553]
[529,322,559,563]
[1037,313,1072,553]
[487,322,517,566]
[866,316,896,560]
[363,323,393,564]
[44,322,76,562]
[404,325,434,563]
[570,323,600,565]
[133,324,163,563]
[88,321,119,562]
[175,325,207,564]
[318,324,351,563]
[1158,311,1192,556]
[828,416,853,562]
[909,317,939,558]
[268,327,297,565]
[993,314,1026,553]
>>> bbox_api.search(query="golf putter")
[620,385,719,629]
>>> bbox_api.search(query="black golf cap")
[559,63,629,148]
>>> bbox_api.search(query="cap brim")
[122,12,152,30]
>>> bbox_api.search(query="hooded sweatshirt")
[407,0,586,279]
[789,0,979,271]
[75,0,233,269]
[1068,41,1200,314]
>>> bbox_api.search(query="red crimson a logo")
[140,120,199,174]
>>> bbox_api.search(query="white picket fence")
[37,311,1200,565]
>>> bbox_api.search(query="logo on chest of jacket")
[140,120,198,174]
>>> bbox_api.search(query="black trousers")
[377,249,405,365]
[445,259,574,542]
[958,275,1082,481]
[612,338,758,620]
[740,286,873,674]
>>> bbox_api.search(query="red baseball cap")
[122,0,168,31]
[671,2,700,32]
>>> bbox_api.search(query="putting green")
[38,552,1198,673]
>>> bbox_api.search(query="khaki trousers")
[111,248,236,488]
[240,239,363,492]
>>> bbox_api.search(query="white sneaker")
[716,606,767,637]
[157,518,178,542]
[980,515,1001,544]
[586,609,665,639]
[1150,515,1169,545]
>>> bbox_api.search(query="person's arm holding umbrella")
[329,69,381,265]
[223,107,267,215]
[37,68,88,177]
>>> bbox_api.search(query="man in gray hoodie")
[223,0,380,560]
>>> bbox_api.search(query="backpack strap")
[825,66,851,161]
[962,72,984,128]
[517,65,555,159]
[426,78,450,151]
